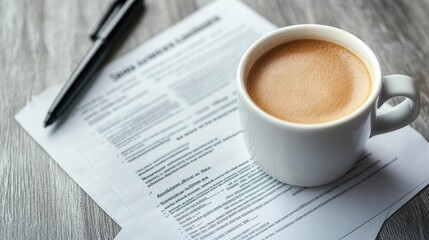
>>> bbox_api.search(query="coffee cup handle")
[371,74,421,137]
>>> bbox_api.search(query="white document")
[15,0,429,239]
[17,85,429,240]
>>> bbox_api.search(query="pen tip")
[43,113,55,128]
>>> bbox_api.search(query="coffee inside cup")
[246,39,371,124]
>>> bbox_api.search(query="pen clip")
[89,0,127,41]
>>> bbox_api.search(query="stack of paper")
[16,1,429,239]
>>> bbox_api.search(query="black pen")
[43,0,144,127]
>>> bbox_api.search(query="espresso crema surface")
[247,39,371,124]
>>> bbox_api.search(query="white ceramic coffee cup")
[237,24,421,187]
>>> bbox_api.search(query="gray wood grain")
[1,0,428,239]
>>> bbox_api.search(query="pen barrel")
[98,0,144,42]
[44,0,144,126]
[47,40,109,120]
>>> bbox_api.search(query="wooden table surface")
[1,0,428,239]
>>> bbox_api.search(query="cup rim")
[237,24,382,130]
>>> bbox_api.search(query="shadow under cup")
[237,25,382,186]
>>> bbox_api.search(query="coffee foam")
[246,39,371,124]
